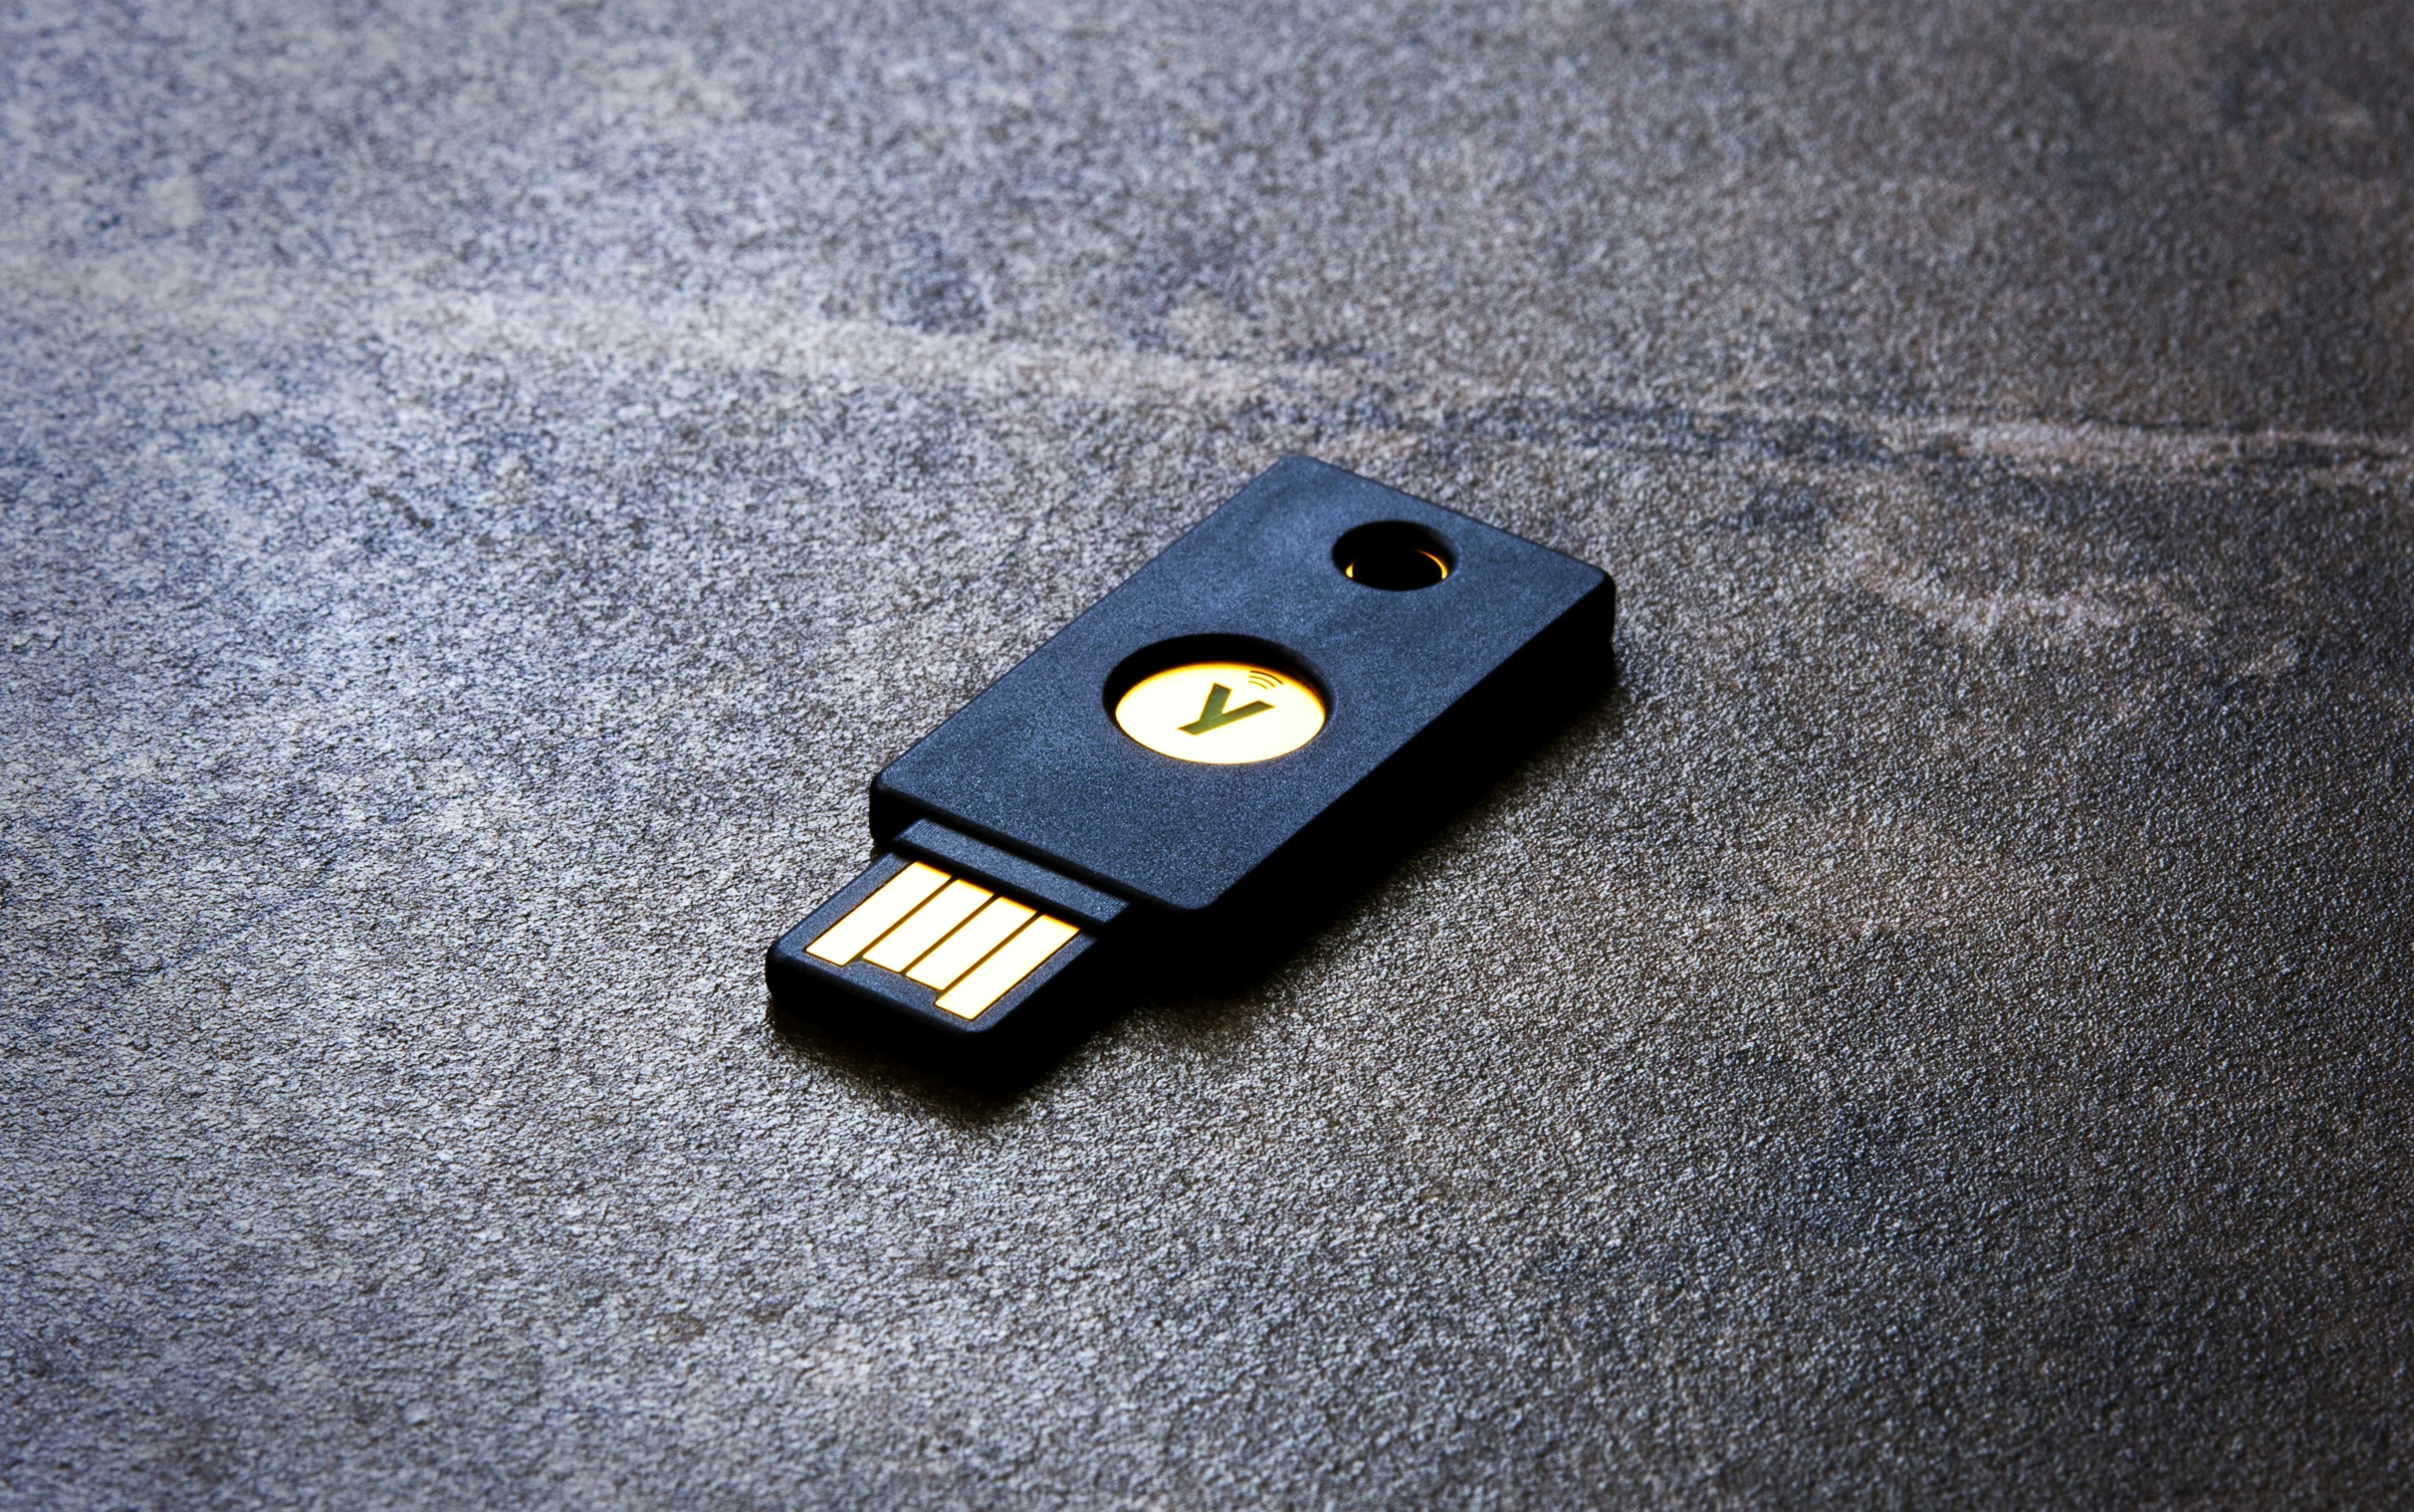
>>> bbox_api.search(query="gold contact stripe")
[934,915,1080,1020]
[862,878,993,972]
[906,895,1036,989]
[805,862,951,966]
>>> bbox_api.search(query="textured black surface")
[4,1,2412,1507]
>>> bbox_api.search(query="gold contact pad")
[863,879,991,970]
[908,895,1035,988]
[937,915,1079,1019]
[804,861,948,966]
[803,862,1082,1021]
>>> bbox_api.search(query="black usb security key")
[767,456,1616,1058]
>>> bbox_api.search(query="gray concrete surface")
[5,1,2411,1506]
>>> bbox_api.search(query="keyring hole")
[1334,522,1452,591]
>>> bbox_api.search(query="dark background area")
[4,1,2409,1506]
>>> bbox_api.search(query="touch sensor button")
[1113,661,1326,764]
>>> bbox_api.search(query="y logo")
[1179,683,1274,735]
[1113,660,1327,764]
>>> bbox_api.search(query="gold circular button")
[1113,661,1326,764]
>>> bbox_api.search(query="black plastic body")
[871,456,1613,913]
[768,456,1615,1067]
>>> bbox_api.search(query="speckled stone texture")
[4,1,2410,1506]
